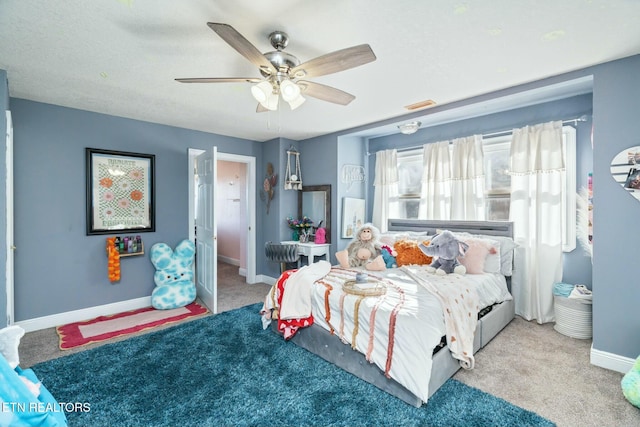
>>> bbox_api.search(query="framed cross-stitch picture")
[86,148,155,235]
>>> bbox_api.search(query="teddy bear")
[335,223,386,271]
[419,230,469,275]
[150,239,196,309]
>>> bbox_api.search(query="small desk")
[281,241,331,266]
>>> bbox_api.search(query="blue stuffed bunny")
[150,239,196,310]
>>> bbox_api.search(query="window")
[396,151,423,219]
[394,125,577,250]
[483,135,511,220]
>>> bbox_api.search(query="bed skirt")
[274,298,515,407]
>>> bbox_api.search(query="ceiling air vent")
[404,99,436,111]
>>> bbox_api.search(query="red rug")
[56,302,209,350]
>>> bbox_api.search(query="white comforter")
[308,266,511,402]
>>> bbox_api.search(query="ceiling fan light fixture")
[251,81,273,104]
[398,121,422,135]
[287,94,306,110]
[263,92,279,111]
[280,80,301,102]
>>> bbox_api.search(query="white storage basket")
[553,295,592,339]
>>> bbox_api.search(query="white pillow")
[494,236,518,276]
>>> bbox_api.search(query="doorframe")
[188,149,257,284]
[5,111,14,326]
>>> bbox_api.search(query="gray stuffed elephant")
[419,230,469,275]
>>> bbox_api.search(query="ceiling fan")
[176,23,377,112]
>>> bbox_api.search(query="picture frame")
[341,197,365,238]
[86,148,155,235]
[624,168,640,190]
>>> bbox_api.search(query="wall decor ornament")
[610,146,640,202]
[86,148,155,235]
[260,162,277,214]
[341,164,366,191]
[284,146,302,190]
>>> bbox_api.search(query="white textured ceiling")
[1,0,639,142]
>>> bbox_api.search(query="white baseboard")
[15,296,152,333]
[239,268,247,277]
[218,255,240,266]
[256,274,276,286]
[591,345,635,374]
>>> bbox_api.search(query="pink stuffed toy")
[314,227,326,244]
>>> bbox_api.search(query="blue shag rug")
[32,303,555,427]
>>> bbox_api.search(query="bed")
[262,219,517,407]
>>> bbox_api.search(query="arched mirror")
[298,185,331,243]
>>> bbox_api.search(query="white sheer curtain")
[420,141,452,220]
[372,149,399,232]
[509,120,564,324]
[451,135,486,220]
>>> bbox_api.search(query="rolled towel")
[553,282,575,297]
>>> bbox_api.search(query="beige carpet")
[17,262,640,427]
[454,316,639,427]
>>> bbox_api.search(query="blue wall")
[299,133,339,257]
[259,137,303,278]
[591,55,640,359]
[9,99,262,321]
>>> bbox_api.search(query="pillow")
[394,239,433,266]
[493,236,517,276]
[471,234,517,276]
[380,231,429,245]
[451,231,516,276]
[457,238,497,274]
[466,236,501,274]
[448,232,500,274]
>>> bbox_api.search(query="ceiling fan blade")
[297,81,356,105]
[290,44,376,79]
[207,23,277,75]
[256,103,268,113]
[175,77,262,83]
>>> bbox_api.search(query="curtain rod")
[387,114,590,154]
[482,114,589,138]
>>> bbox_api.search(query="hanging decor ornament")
[284,146,302,190]
[260,162,277,214]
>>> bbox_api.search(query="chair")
[265,242,300,274]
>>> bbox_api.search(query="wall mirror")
[298,185,331,243]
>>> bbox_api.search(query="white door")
[5,111,13,325]
[195,147,218,313]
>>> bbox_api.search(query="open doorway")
[188,149,258,312]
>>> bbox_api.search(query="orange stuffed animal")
[394,239,433,267]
